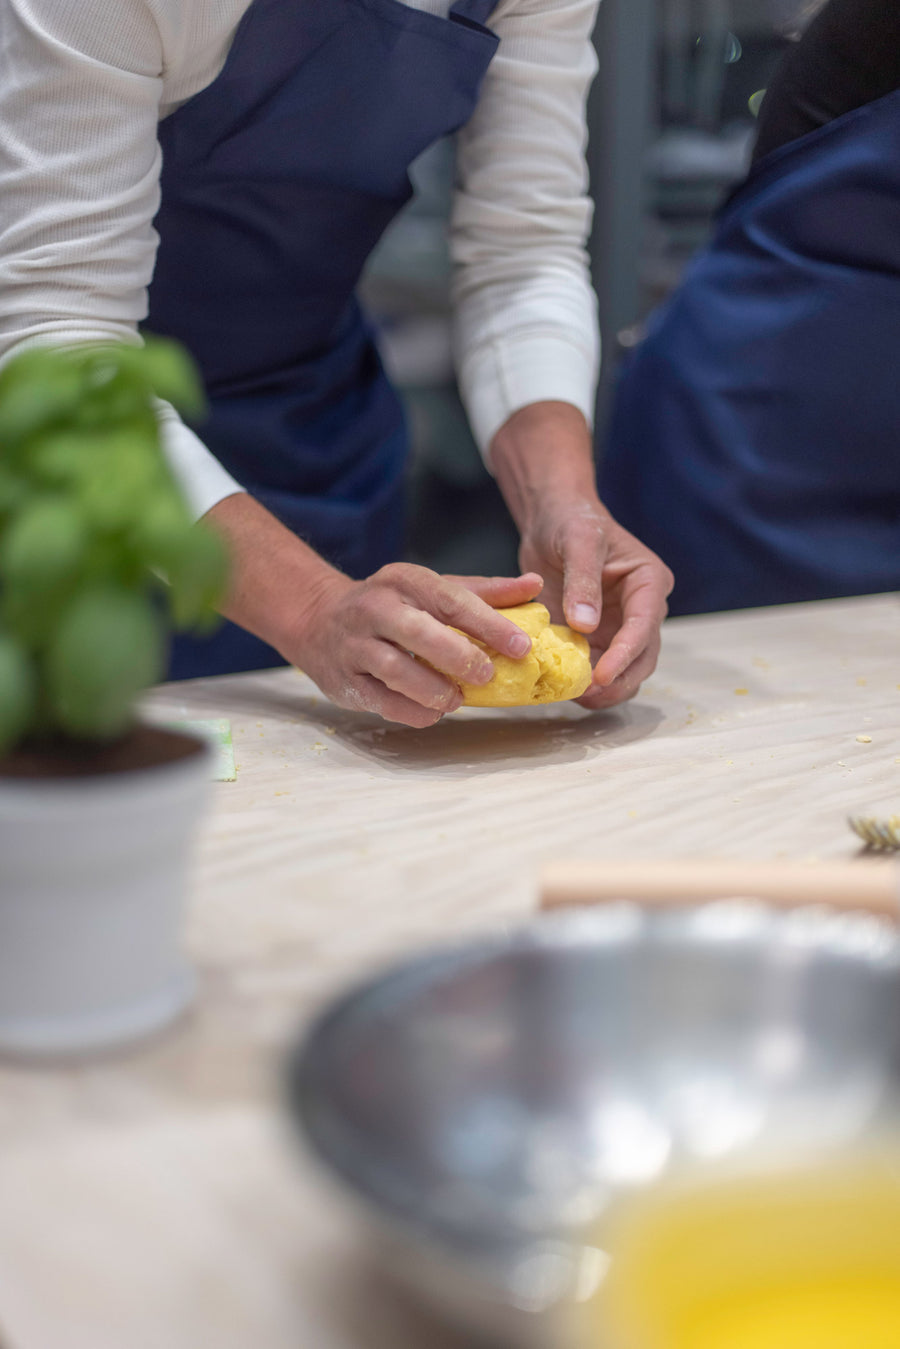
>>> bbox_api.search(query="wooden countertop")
[0,594,898,1349]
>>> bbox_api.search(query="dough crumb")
[856,734,873,743]
[734,688,749,696]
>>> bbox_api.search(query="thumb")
[560,514,608,632]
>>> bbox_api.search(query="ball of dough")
[457,602,592,707]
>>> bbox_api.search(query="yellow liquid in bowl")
[588,1155,900,1349]
[667,1274,900,1349]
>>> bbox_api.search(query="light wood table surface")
[0,594,897,1349]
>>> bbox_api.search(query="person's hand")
[205,494,543,727]
[490,401,673,708]
[518,502,673,709]
[293,563,544,728]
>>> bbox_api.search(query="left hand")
[490,402,674,708]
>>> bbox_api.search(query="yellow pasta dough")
[456,601,592,707]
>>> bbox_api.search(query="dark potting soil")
[0,725,203,780]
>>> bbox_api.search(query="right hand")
[292,563,543,727]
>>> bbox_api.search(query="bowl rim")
[285,902,900,1272]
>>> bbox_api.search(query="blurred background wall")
[362,0,814,577]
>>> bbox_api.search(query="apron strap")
[450,0,497,26]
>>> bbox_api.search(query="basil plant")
[0,340,227,755]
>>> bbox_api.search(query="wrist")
[489,402,599,532]
[283,564,352,659]
[204,493,350,659]
[254,551,351,663]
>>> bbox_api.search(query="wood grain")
[0,593,897,1348]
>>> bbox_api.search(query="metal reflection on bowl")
[287,903,900,1344]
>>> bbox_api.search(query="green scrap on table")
[170,718,236,781]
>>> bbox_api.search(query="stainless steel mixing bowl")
[287,903,900,1345]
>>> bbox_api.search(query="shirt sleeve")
[450,0,601,459]
[0,0,243,517]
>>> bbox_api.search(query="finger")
[354,569,494,683]
[578,640,661,709]
[592,615,657,688]
[348,674,446,729]
[364,639,462,713]
[446,572,544,609]
[592,571,668,687]
[560,514,609,633]
[394,570,534,660]
[388,608,496,684]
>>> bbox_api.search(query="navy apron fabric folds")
[601,89,900,615]
[148,0,499,674]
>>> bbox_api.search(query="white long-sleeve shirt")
[0,0,600,517]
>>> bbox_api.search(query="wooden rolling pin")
[539,859,900,921]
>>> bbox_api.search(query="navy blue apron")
[600,89,900,615]
[147,0,499,676]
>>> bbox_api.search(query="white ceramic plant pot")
[0,735,210,1059]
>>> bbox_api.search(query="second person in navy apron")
[601,0,900,616]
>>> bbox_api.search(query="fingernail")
[508,632,531,657]
[572,603,599,628]
[472,659,494,684]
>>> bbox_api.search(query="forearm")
[203,493,347,657]
[449,0,600,455]
[489,400,599,531]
